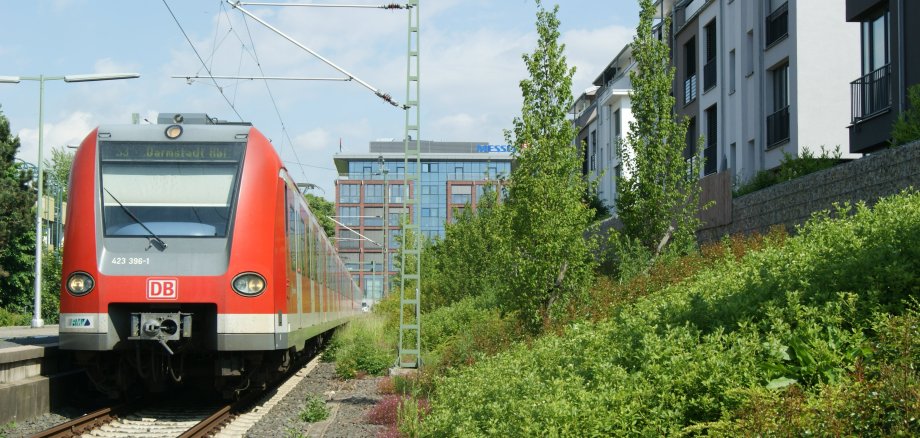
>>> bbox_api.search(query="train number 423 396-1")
[112,257,151,265]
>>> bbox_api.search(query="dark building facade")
[846,0,920,153]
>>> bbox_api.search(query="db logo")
[147,278,178,300]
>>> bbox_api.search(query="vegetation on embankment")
[413,190,920,436]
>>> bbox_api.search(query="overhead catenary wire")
[235,1,310,183]
[227,0,408,108]
[237,2,412,9]
[161,0,244,122]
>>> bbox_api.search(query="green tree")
[500,1,597,333]
[304,193,335,238]
[0,107,37,312]
[46,146,74,200]
[890,84,920,146]
[427,186,509,311]
[615,0,703,255]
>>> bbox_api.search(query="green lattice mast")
[398,0,421,369]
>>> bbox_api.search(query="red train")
[58,113,362,398]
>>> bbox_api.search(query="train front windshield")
[99,142,245,237]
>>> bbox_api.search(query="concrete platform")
[0,324,84,424]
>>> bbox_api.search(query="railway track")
[31,355,324,438]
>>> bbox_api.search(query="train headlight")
[66,272,95,296]
[231,273,266,297]
[165,124,183,139]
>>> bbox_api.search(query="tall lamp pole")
[0,72,140,328]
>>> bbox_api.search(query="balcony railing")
[851,64,891,123]
[765,2,788,47]
[767,105,790,147]
[703,59,716,91]
[684,74,698,105]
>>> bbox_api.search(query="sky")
[0,0,640,199]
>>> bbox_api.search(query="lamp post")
[1,72,140,328]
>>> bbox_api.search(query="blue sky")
[0,0,640,198]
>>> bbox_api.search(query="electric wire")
[162,0,245,122]
[235,2,311,182]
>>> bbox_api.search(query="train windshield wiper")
[103,187,168,251]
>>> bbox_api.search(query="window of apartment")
[338,229,360,249]
[364,207,383,227]
[729,50,736,93]
[590,130,597,171]
[704,105,718,175]
[854,8,891,121]
[613,109,621,139]
[339,184,360,204]
[767,63,790,147]
[684,37,697,105]
[765,1,788,48]
[364,184,384,203]
[338,206,360,226]
[684,116,697,164]
[704,20,717,91]
[862,10,889,74]
[388,184,404,203]
[451,185,473,205]
[745,31,754,76]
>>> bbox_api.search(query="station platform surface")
[0,325,59,349]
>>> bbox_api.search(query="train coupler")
[128,312,192,355]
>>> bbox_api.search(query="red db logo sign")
[147,278,178,300]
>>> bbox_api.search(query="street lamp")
[1,72,140,328]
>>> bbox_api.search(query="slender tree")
[304,193,335,238]
[616,0,703,254]
[501,1,597,332]
[0,107,37,311]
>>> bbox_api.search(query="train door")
[286,199,298,333]
[294,210,304,330]
[302,216,313,324]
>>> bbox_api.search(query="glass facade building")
[333,140,513,304]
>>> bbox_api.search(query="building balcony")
[850,64,891,123]
[765,2,788,48]
[767,105,790,148]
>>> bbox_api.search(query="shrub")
[0,307,29,326]
[418,190,920,435]
[733,146,841,197]
[299,394,329,423]
[891,83,920,146]
[328,316,394,379]
[367,394,404,425]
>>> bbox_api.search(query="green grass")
[325,315,393,379]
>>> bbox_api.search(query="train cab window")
[99,142,244,237]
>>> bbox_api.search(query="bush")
[419,190,920,435]
[0,307,29,326]
[733,146,841,197]
[328,316,394,379]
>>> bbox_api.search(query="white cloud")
[292,127,331,152]
[563,24,636,92]
[16,111,96,165]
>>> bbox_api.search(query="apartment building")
[333,140,512,303]
[582,0,862,214]
[845,0,920,153]
[674,0,860,183]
